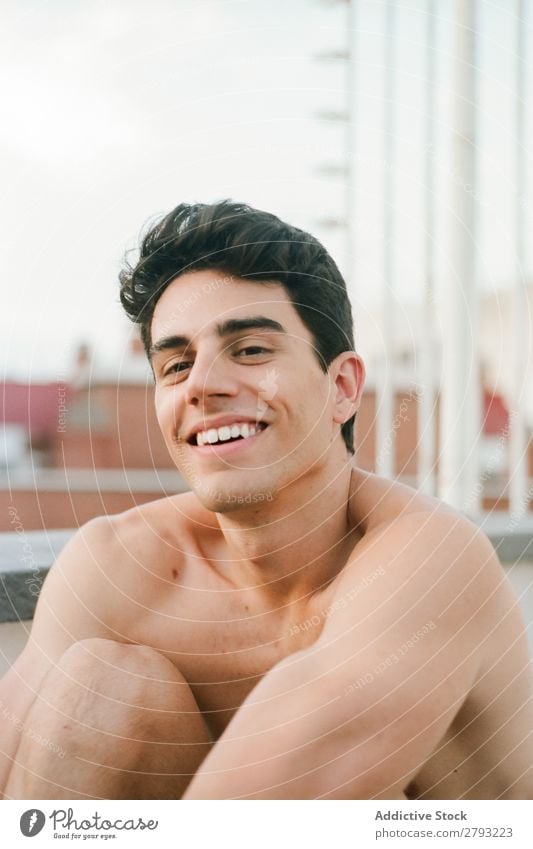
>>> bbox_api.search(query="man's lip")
[189,423,268,454]
[186,418,268,445]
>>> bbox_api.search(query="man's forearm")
[182,659,356,799]
[183,725,319,799]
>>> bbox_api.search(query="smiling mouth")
[188,422,268,448]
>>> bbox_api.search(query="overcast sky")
[1,0,531,382]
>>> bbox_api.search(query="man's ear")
[330,352,366,425]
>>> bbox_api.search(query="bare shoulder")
[312,505,506,723]
[97,489,218,559]
[325,481,508,668]
[36,491,208,608]
[28,490,215,644]
[347,465,459,532]
[347,467,504,591]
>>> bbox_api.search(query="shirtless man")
[1,201,532,800]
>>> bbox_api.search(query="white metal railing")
[418,0,438,498]
[375,0,397,482]
[509,0,529,518]
[326,0,532,519]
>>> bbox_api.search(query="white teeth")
[194,421,265,446]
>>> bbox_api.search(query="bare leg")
[4,638,212,799]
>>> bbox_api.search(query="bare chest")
[120,585,324,740]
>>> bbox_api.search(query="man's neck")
[214,457,359,610]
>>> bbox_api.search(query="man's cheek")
[154,395,180,439]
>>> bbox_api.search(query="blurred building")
[1,338,182,532]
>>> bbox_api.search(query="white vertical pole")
[375,0,396,478]
[345,0,356,287]
[509,0,529,518]
[418,0,438,495]
[438,0,480,511]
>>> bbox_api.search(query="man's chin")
[193,484,275,513]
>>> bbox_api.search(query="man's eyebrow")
[149,334,189,359]
[149,316,286,360]
[217,316,286,337]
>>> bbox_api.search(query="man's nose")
[184,352,239,405]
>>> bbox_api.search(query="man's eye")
[164,361,191,376]
[236,346,270,356]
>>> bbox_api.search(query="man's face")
[150,269,348,512]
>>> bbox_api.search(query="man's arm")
[0,518,119,798]
[184,511,499,799]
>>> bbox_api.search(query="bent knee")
[59,638,183,680]
[48,638,194,711]
[22,639,210,768]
